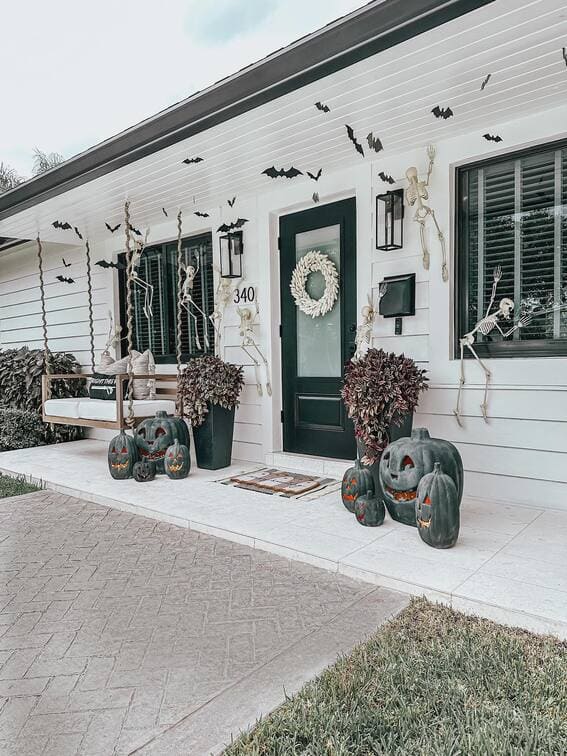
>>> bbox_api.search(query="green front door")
[279,198,357,459]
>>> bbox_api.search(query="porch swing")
[41,204,186,430]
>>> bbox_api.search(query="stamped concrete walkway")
[0,490,407,756]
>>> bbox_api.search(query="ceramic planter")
[193,403,235,470]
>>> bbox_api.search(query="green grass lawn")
[225,599,567,755]
[0,473,41,498]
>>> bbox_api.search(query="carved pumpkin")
[416,463,460,549]
[378,428,463,527]
[135,411,190,474]
[133,459,156,482]
[164,440,191,479]
[341,459,374,513]
[354,489,385,527]
[108,431,138,480]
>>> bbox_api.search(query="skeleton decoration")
[353,283,389,361]
[237,304,272,397]
[209,266,238,357]
[102,311,122,357]
[405,145,448,282]
[130,227,154,319]
[180,251,210,352]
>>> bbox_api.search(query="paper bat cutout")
[128,225,142,236]
[345,125,364,157]
[227,197,236,207]
[431,106,453,120]
[480,73,492,90]
[366,132,383,152]
[483,133,503,143]
[262,166,303,179]
[217,218,249,233]
[105,222,121,233]
[96,259,125,270]
[315,101,330,113]
[307,169,322,182]
[62,258,71,268]
[162,208,168,217]
[378,171,395,185]
[52,220,72,231]
[74,227,83,240]
[56,275,74,284]
[182,156,204,164]
[194,211,210,218]
[312,192,320,204]
[563,47,567,67]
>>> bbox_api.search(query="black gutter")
[0,0,494,222]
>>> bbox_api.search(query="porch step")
[267,451,353,480]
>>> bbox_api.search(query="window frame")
[454,136,567,360]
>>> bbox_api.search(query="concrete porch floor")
[1,440,566,641]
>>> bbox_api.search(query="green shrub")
[0,407,45,451]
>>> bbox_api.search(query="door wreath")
[290,250,339,318]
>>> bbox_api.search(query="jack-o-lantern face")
[133,459,156,482]
[135,411,189,474]
[379,428,463,527]
[164,440,190,480]
[416,463,460,549]
[108,431,138,480]
[341,460,374,513]
[354,489,385,528]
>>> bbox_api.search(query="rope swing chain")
[85,239,96,373]
[36,236,51,400]
[124,201,136,428]
[176,211,184,417]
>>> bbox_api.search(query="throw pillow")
[88,373,128,401]
[96,350,155,400]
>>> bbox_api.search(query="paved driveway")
[0,490,406,755]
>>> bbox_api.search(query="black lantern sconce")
[219,231,243,279]
[376,189,404,251]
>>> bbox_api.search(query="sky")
[1,0,367,178]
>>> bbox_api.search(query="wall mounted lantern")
[219,231,243,278]
[376,189,404,251]
[379,272,415,335]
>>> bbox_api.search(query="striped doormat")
[219,467,339,498]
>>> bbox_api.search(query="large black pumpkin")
[416,463,460,548]
[164,440,191,480]
[108,431,138,480]
[354,489,385,527]
[135,411,189,474]
[133,459,156,482]
[341,459,374,513]
[378,428,463,527]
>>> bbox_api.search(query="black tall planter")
[356,412,414,500]
[193,404,236,470]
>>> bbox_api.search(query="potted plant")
[178,355,244,470]
[341,348,428,489]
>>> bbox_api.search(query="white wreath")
[290,250,339,318]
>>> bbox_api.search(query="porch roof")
[0,0,564,244]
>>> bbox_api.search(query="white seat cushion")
[77,398,176,422]
[44,398,81,418]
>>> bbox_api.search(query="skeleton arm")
[484,266,502,319]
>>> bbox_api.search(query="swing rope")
[175,211,184,417]
[37,236,51,401]
[124,201,136,428]
[85,239,96,373]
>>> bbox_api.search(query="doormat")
[219,467,338,499]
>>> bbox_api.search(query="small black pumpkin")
[354,489,385,527]
[416,463,460,549]
[164,440,191,479]
[133,459,156,482]
[341,459,374,513]
[135,411,190,473]
[108,431,138,480]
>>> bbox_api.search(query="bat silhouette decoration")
[483,133,503,143]
[366,132,383,152]
[431,106,453,120]
[52,220,72,231]
[307,169,322,182]
[74,227,83,240]
[62,258,71,268]
[162,208,168,217]
[312,192,320,204]
[378,171,395,185]
[182,156,204,165]
[227,197,236,207]
[262,166,303,179]
[480,73,492,90]
[194,211,210,218]
[315,101,330,113]
[56,275,74,284]
[217,218,249,233]
[96,259,125,270]
[105,222,121,233]
[128,225,142,236]
[345,125,364,157]
[563,47,567,67]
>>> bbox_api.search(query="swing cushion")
[43,398,81,418]
[76,398,176,422]
[97,350,155,400]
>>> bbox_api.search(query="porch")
[1,440,566,641]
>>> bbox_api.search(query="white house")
[1,0,566,511]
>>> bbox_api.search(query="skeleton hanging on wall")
[237,304,272,397]
[353,283,389,361]
[180,251,211,352]
[405,145,448,282]
[130,227,154,319]
[102,310,122,358]
[209,267,239,357]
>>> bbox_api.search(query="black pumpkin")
[416,463,460,548]
[341,459,374,513]
[133,459,156,482]
[164,440,191,479]
[135,411,190,473]
[378,428,463,527]
[108,431,138,480]
[354,489,385,527]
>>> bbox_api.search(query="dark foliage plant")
[178,355,244,428]
[341,348,428,465]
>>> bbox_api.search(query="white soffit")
[0,0,565,244]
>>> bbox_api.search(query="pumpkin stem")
[433,462,442,473]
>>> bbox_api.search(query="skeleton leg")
[417,219,430,271]
[249,343,272,397]
[181,302,202,351]
[467,342,492,421]
[133,277,154,320]
[430,209,448,283]
[453,341,466,427]
[185,297,210,350]
[242,345,263,396]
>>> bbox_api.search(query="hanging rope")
[124,202,136,428]
[175,210,184,417]
[37,236,51,400]
[84,239,95,373]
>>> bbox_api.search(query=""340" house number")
[233,286,255,304]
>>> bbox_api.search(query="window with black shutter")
[456,139,567,358]
[118,232,215,363]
